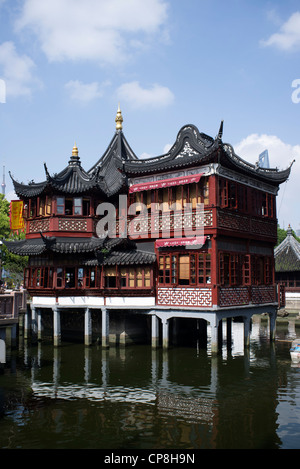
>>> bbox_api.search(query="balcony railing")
[157,284,277,309]
[117,208,213,238]
[218,285,276,307]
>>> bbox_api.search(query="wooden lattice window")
[159,252,211,287]
[178,255,190,285]
[120,266,152,288]
[243,255,251,285]
[219,252,243,286]
[104,266,117,288]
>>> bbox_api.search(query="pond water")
[1,317,300,450]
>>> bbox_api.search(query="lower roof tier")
[3,234,156,266]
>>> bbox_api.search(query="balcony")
[26,216,95,237]
[217,209,277,240]
[116,208,213,239]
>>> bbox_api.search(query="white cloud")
[0,41,39,98]
[15,0,169,64]
[261,11,300,51]
[65,80,110,104]
[234,134,300,229]
[116,81,174,109]
[233,133,297,169]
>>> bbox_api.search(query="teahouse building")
[275,225,300,311]
[5,108,293,351]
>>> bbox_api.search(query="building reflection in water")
[14,318,283,449]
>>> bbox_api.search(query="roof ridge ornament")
[72,142,78,157]
[287,224,293,236]
[115,103,123,131]
[216,120,224,141]
[44,162,50,180]
[69,141,80,165]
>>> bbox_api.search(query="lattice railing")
[157,287,213,308]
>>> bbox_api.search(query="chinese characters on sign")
[10,200,24,231]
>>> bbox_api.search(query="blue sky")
[0,0,300,231]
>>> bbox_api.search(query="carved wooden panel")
[58,218,88,231]
[219,285,275,307]
[219,286,249,307]
[125,209,213,238]
[28,218,51,233]
[157,287,212,307]
[218,209,277,238]
[251,285,275,304]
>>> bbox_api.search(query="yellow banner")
[10,200,24,230]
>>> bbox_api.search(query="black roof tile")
[2,234,134,256]
[10,121,292,201]
[275,227,300,272]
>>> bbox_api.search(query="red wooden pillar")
[211,235,218,307]
[209,174,217,206]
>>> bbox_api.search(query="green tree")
[0,194,11,239]
[277,224,287,246]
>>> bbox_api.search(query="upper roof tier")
[10,109,293,199]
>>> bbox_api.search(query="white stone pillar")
[101,307,109,348]
[84,307,92,346]
[31,306,37,338]
[210,315,219,354]
[24,308,30,339]
[0,338,5,364]
[151,315,159,348]
[243,316,251,349]
[162,318,169,349]
[37,308,42,341]
[53,307,61,347]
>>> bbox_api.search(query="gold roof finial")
[115,103,123,131]
[72,142,78,157]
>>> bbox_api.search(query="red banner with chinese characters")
[10,200,24,231]
[129,173,202,193]
[155,236,206,248]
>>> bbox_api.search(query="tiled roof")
[102,250,156,265]
[275,227,300,272]
[83,250,156,266]
[9,121,293,200]
[3,235,155,266]
[3,237,47,255]
[46,161,99,194]
[10,153,101,198]
[122,124,293,184]
[2,235,132,256]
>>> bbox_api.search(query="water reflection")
[1,318,300,449]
